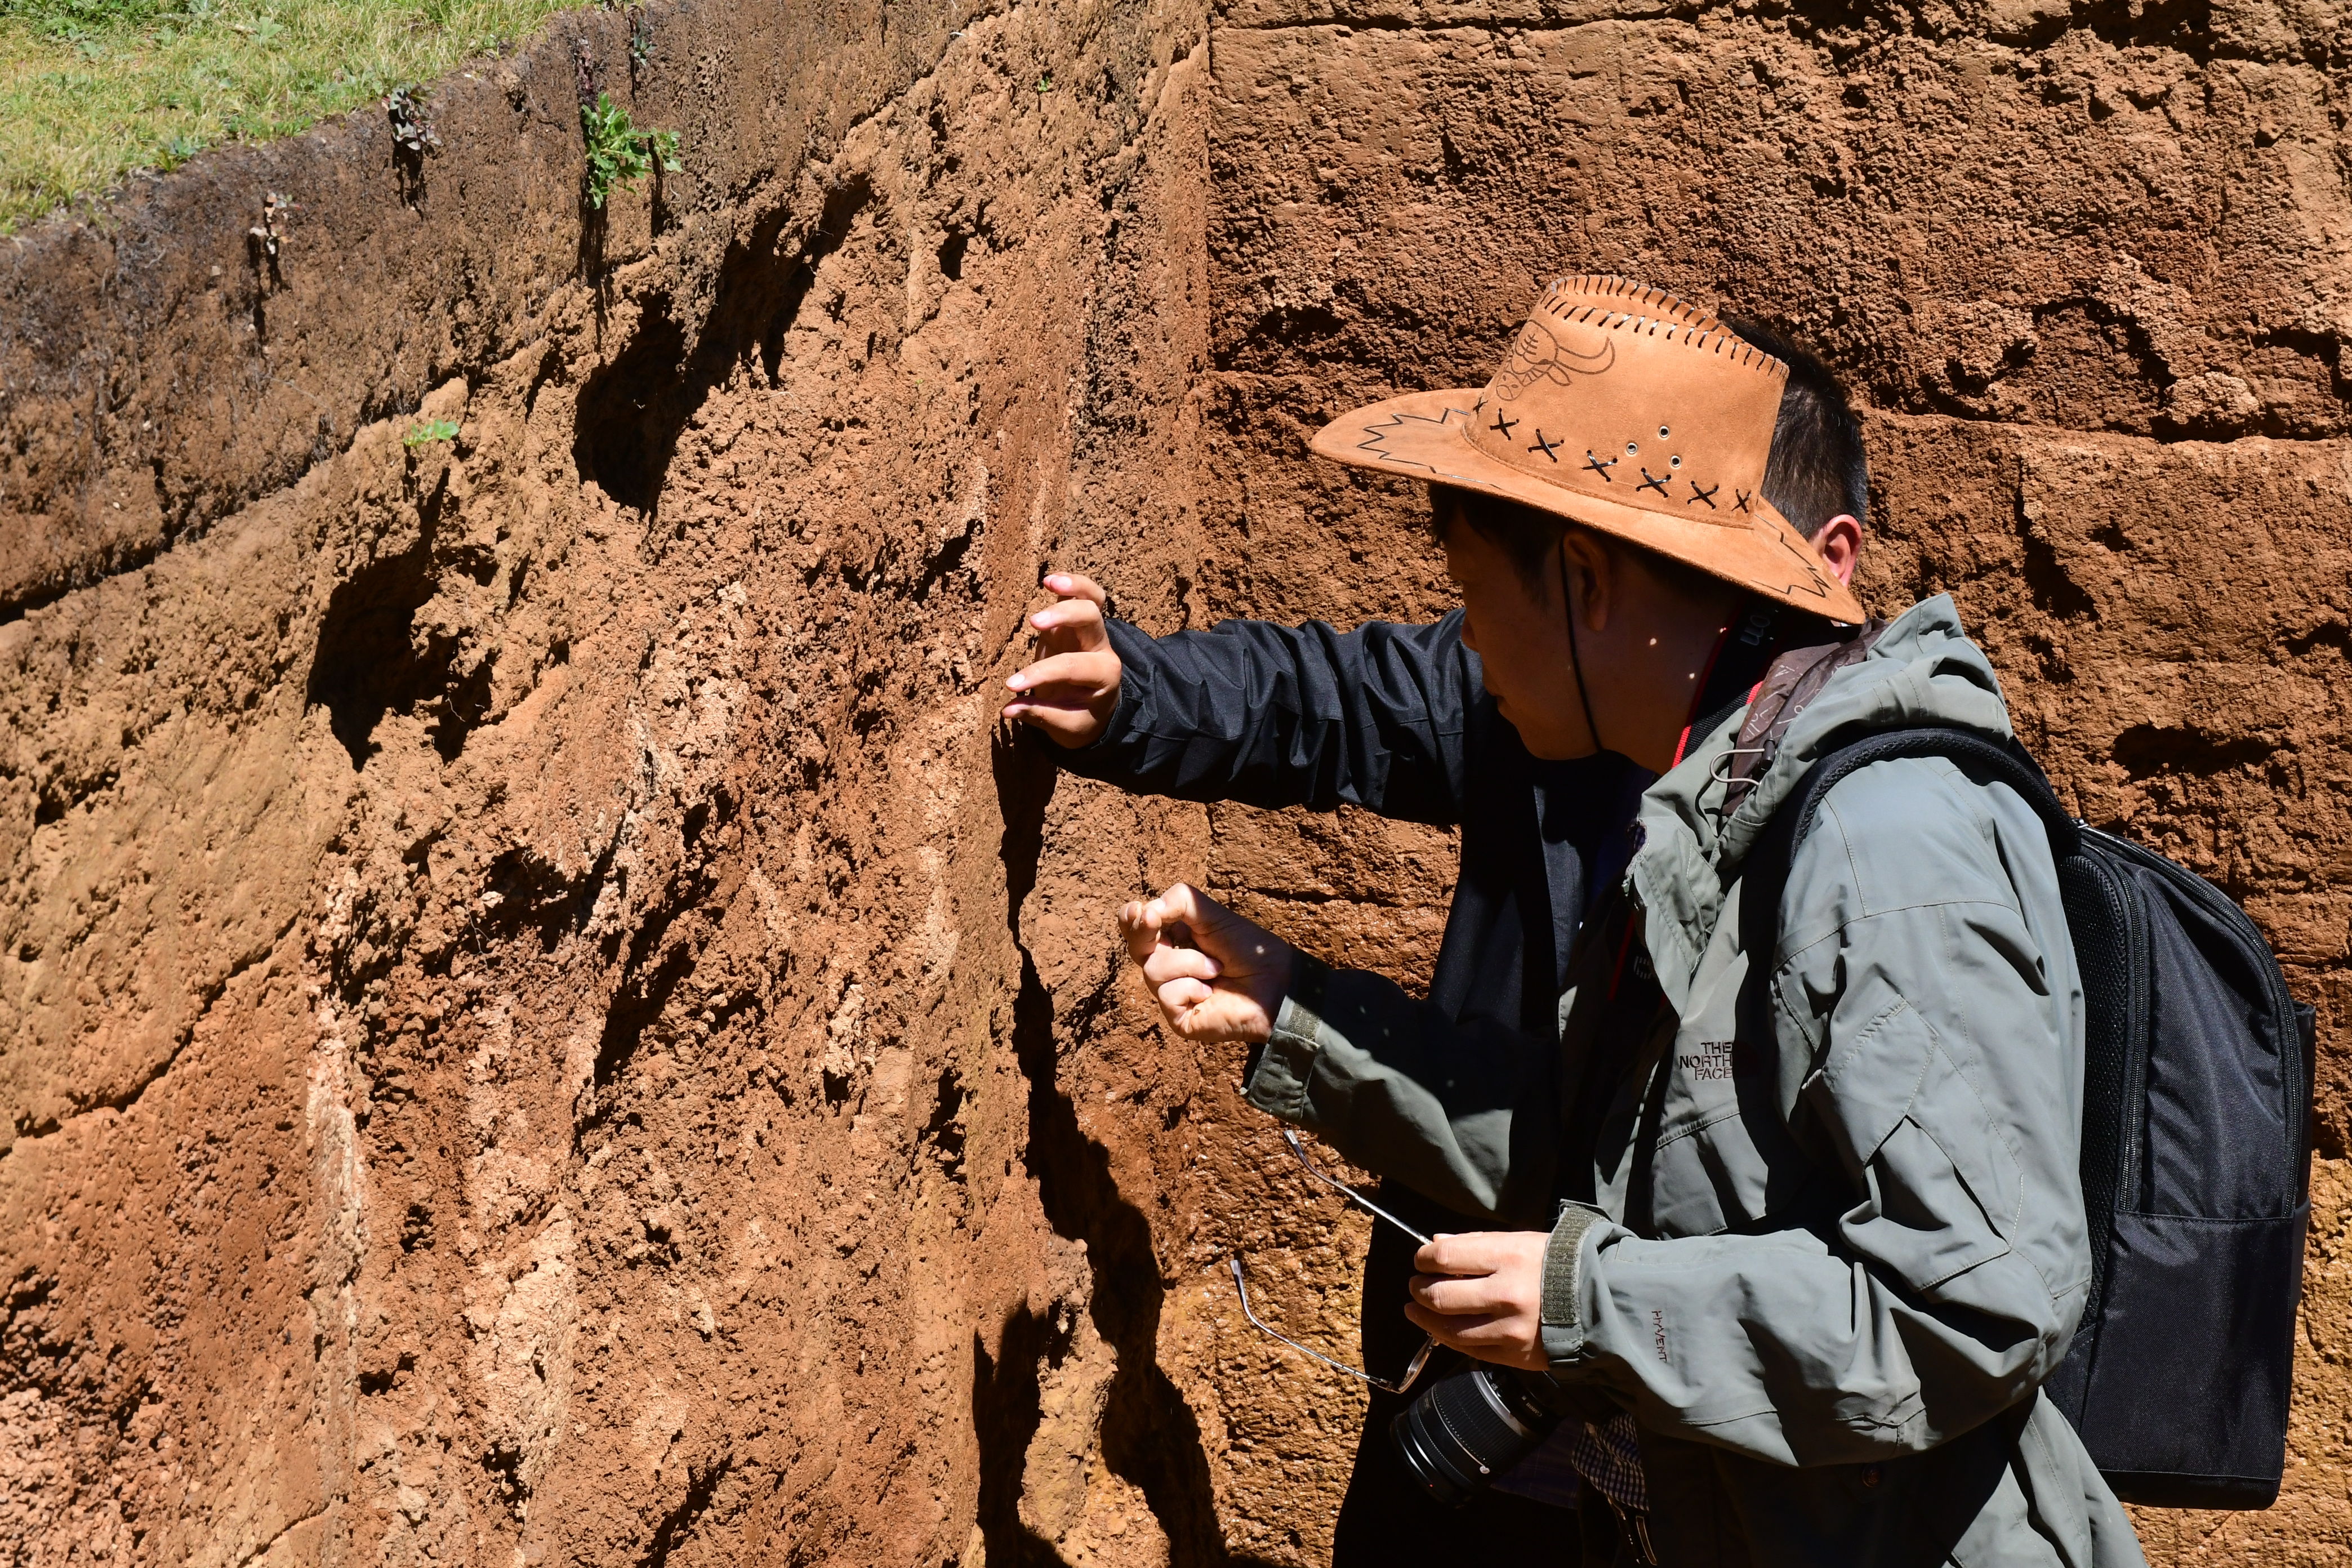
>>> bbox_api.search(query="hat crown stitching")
[1504,304,1789,384]
[1540,274,1720,333]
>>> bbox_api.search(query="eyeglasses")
[1228,1129,1438,1396]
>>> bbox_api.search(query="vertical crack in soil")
[2013,461,2097,624]
[990,736,1262,1568]
[593,861,715,1089]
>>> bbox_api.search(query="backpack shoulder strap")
[1773,725,2081,865]
[1739,726,2081,975]
[1720,619,1887,816]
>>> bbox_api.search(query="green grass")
[0,0,584,233]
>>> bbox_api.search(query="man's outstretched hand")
[1117,884,1295,1045]
[1003,572,1122,747]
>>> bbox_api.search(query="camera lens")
[1390,1363,1565,1507]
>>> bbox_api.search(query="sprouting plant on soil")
[579,92,680,208]
[386,84,442,159]
[1035,71,1053,92]
[626,4,653,76]
[404,418,461,447]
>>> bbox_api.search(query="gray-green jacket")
[1244,598,2147,1567]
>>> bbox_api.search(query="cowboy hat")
[1309,275,1865,624]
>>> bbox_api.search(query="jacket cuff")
[1085,620,1154,749]
[1242,952,1332,1122]
[1539,1201,1611,1373]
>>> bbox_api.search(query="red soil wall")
[2,0,2348,1561]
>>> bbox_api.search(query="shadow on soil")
[571,177,873,515]
[305,466,495,768]
[983,730,1276,1568]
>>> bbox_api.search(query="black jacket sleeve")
[1041,611,1478,825]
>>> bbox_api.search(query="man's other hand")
[1003,573,1122,747]
[1117,883,1294,1045]
[1405,1232,1551,1372]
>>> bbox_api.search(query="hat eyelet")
[1669,455,1682,469]
[1658,425,1671,439]
[1625,442,1638,455]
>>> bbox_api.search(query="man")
[1001,277,1867,1558]
[1108,279,2145,1563]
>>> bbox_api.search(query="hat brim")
[1309,389,1866,625]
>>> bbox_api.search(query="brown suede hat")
[1309,275,1866,624]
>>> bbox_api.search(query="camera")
[1390,1361,1569,1507]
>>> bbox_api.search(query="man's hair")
[1723,319,1870,537]
[1427,319,1868,594]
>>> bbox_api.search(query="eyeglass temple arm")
[1281,1129,1434,1246]
[1228,1257,1436,1396]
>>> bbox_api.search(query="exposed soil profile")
[2,0,2350,1562]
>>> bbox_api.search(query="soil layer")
[3,0,2350,1561]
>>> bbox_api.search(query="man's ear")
[1558,529,1615,632]
[1812,514,1864,587]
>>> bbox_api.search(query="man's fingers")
[1407,1273,1518,1317]
[1404,1304,1547,1372]
[1403,1302,1511,1343]
[1118,900,1163,964]
[1005,650,1115,698]
[1143,945,1222,989]
[1169,991,1268,1044]
[1413,1234,1512,1279]
[1004,700,1109,745]
[1027,595,1109,650]
[1142,884,1227,947]
[1139,883,1289,987]
[1159,977,1212,1010]
[1116,882,1281,1046]
[1004,574,1118,747]
[1156,977,1214,1015]
[1041,572,1108,608]
[1154,884,1271,960]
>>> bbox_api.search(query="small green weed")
[625,3,650,73]
[579,90,676,209]
[385,81,439,158]
[403,417,460,446]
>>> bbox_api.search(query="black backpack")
[1761,727,2316,1509]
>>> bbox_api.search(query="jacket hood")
[1628,594,2014,1012]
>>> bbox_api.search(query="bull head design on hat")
[1309,275,1865,624]
[1490,316,1616,400]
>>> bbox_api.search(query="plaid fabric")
[1567,1411,1648,1514]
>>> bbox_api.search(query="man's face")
[1442,514,1592,761]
